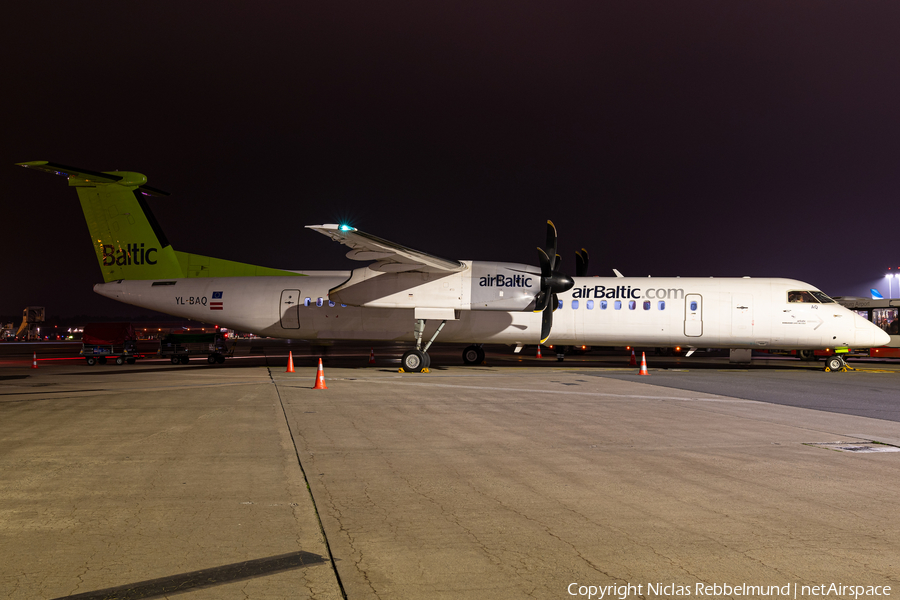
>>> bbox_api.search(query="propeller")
[575,249,589,277]
[535,221,575,343]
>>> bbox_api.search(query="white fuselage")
[93,271,889,350]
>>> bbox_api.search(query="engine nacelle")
[467,261,540,310]
[329,261,539,311]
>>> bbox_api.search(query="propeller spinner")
[535,221,575,343]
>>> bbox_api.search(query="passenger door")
[280,289,301,329]
[684,294,703,337]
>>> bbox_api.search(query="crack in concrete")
[269,369,348,600]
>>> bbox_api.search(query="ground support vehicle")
[158,332,231,364]
[81,322,139,365]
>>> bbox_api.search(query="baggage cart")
[81,322,139,365]
[158,332,231,364]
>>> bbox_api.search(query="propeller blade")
[535,219,573,343]
[537,247,552,278]
[540,307,553,343]
[545,221,558,271]
[575,249,589,277]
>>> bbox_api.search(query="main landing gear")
[400,318,448,373]
[462,345,485,365]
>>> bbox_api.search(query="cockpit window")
[810,291,836,304]
[787,291,820,303]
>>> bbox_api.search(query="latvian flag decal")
[210,291,224,310]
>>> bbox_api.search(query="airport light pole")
[886,273,895,299]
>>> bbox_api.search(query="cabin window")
[690,301,698,311]
[572,299,579,309]
[341,304,347,308]
[558,299,563,310]
[658,301,666,310]
[628,300,636,310]
[600,300,607,310]
[328,300,335,307]
[304,297,311,307]
[614,300,622,310]
[787,290,819,303]
[586,300,594,310]
[316,297,324,307]
[643,301,651,310]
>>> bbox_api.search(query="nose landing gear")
[824,353,853,372]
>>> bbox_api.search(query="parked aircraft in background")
[18,160,889,372]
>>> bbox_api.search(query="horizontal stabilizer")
[16,161,170,196]
[307,224,466,273]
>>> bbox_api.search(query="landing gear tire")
[462,345,484,365]
[401,349,428,373]
[115,356,125,365]
[98,356,107,365]
[825,355,845,372]
[85,357,96,366]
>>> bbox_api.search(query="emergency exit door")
[280,289,301,329]
[684,293,703,337]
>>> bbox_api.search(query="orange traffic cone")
[31,352,38,369]
[286,351,295,373]
[639,352,649,375]
[313,358,328,389]
[369,348,375,364]
[536,345,542,359]
[629,349,636,366]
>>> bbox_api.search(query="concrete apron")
[274,367,900,599]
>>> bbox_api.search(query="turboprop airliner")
[18,160,889,372]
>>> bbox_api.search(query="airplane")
[17,160,890,373]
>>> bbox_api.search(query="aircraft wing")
[306,224,466,273]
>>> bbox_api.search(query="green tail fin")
[17,161,302,281]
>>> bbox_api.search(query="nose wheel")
[824,355,849,372]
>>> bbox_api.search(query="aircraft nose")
[872,325,891,347]
[855,322,891,348]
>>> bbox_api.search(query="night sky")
[4,2,900,317]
